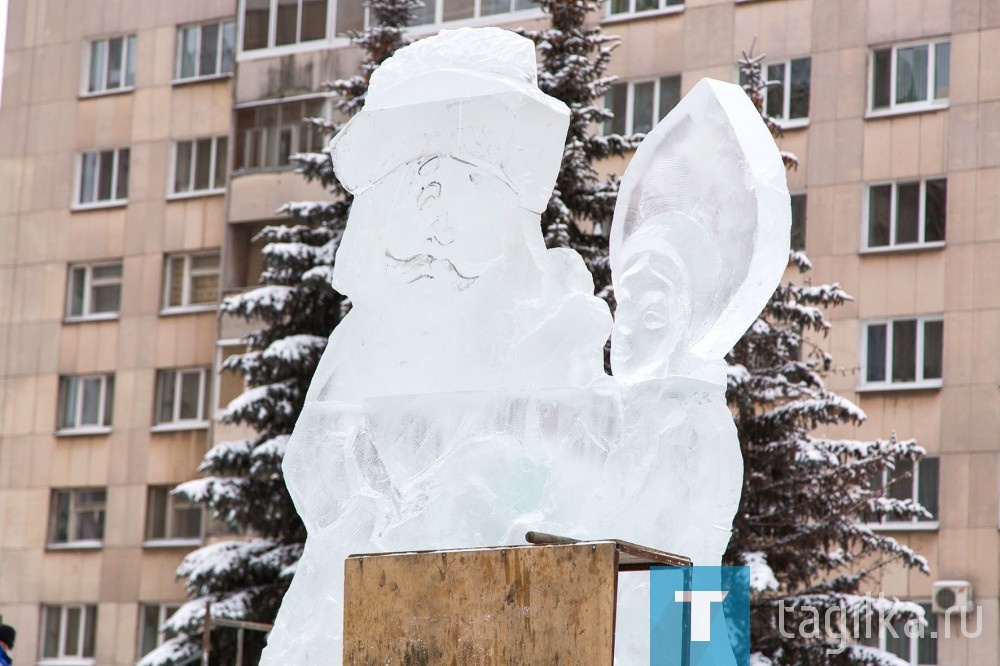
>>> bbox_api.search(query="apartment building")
[1,0,998,664]
[0,1,236,663]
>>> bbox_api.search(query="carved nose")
[425,213,454,246]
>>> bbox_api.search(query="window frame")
[237,0,546,57]
[81,34,136,96]
[863,601,937,665]
[169,137,229,198]
[869,457,940,531]
[868,38,950,117]
[861,178,947,253]
[65,261,123,321]
[604,0,684,21]
[239,0,330,52]
[153,367,212,431]
[858,316,944,392]
[74,147,130,209]
[603,74,682,136]
[759,56,811,128]
[137,603,182,660]
[161,251,221,313]
[174,18,236,83]
[47,488,108,548]
[144,486,204,546]
[39,604,99,663]
[233,96,329,172]
[56,374,115,435]
[790,191,807,252]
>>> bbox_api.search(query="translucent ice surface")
[260,27,789,666]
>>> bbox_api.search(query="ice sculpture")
[260,27,789,665]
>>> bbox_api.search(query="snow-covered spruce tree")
[722,47,931,665]
[138,4,420,666]
[519,0,641,310]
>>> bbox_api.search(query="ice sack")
[260,27,790,665]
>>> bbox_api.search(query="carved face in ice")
[335,155,526,303]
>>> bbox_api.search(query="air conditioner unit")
[932,580,973,614]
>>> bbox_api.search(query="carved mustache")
[384,250,479,290]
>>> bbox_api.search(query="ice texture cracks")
[260,26,790,666]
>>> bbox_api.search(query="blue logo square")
[650,566,750,666]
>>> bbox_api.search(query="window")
[137,604,181,659]
[66,262,122,319]
[85,35,136,94]
[57,374,114,432]
[172,137,228,195]
[860,602,937,665]
[865,178,946,250]
[40,605,98,661]
[146,486,203,542]
[242,0,328,50]
[861,317,943,389]
[871,457,940,526]
[163,252,220,310]
[234,99,326,171]
[155,368,211,426]
[410,0,537,24]
[176,20,235,80]
[607,0,683,17]
[790,193,806,251]
[604,75,681,135]
[48,489,107,545]
[77,148,130,206]
[742,57,810,124]
[871,40,949,113]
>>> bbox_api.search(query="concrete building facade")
[2,0,999,664]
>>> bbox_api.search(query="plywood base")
[343,542,619,665]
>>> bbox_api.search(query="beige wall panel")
[941,454,971,527]
[171,84,234,139]
[66,209,128,261]
[969,309,1000,384]
[684,4,734,68]
[979,101,1000,168]
[968,455,999,527]
[29,42,79,105]
[979,31,1000,101]
[913,251,945,310]
[0,488,47,548]
[147,431,208,484]
[138,550,191,600]
[947,104,981,172]
[779,130,808,189]
[825,254,862,318]
[18,211,70,264]
[988,0,1000,27]
[26,100,78,158]
[228,172,329,223]
[951,30,981,105]
[41,551,104,600]
[9,321,60,375]
[946,170,977,246]
[133,87,173,145]
[963,599,1000,665]
[866,0,896,45]
[918,114,947,176]
[831,184,863,255]
[857,258,890,316]
[94,600,119,665]
[888,115,923,178]
[30,152,73,212]
[974,169,1000,240]
[921,0,953,36]
[944,309,973,385]
[951,0,983,31]
[99,546,143,600]
[972,243,1000,309]
[939,386,972,452]
[147,26,178,88]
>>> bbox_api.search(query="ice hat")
[330,27,570,214]
[0,624,15,649]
